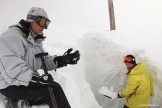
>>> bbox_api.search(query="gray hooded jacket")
[0,20,57,89]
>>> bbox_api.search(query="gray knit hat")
[26,7,49,22]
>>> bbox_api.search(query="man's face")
[30,21,44,36]
[125,62,136,71]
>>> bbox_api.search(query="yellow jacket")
[120,62,153,108]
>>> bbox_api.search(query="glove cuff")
[118,92,123,98]
[54,56,67,68]
[31,74,39,83]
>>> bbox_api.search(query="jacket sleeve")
[120,75,139,97]
[0,28,33,86]
[44,55,57,71]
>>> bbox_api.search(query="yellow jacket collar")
[130,62,146,75]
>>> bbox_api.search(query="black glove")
[54,48,80,68]
[29,74,55,87]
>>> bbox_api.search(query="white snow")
[0,0,162,108]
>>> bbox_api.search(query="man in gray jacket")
[0,7,80,108]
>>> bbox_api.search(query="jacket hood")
[130,62,146,75]
[10,19,30,36]
[10,19,46,40]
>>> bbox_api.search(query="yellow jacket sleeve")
[120,75,139,97]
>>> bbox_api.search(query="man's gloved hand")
[98,86,117,99]
[29,74,55,87]
[54,48,80,68]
